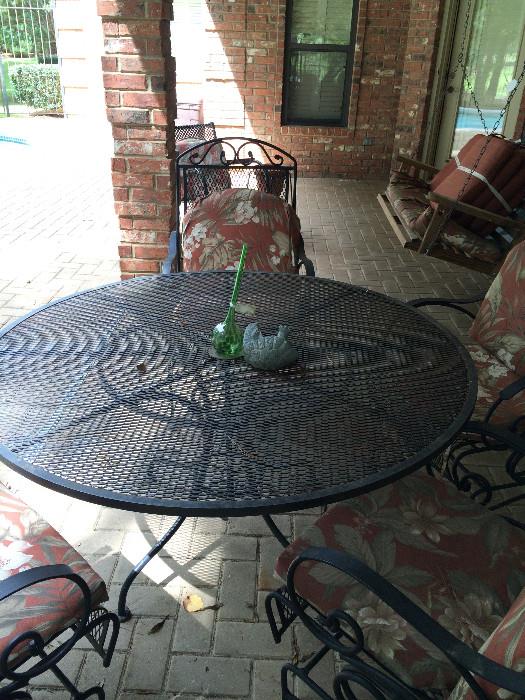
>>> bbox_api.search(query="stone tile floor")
[0,119,493,699]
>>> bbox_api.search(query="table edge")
[0,272,478,515]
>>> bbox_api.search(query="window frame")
[281,0,360,127]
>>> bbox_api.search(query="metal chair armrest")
[0,565,92,682]
[0,564,76,601]
[286,547,525,696]
[484,377,525,427]
[462,420,525,451]
[299,256,315,277]
[499,375,525,403]
[296,241,315,277]
[408,295,484,320]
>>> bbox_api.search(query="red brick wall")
[98,0,175,278]
[201,0,411,177]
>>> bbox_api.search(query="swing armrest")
[427,192,525,231]
[396,155,440,176]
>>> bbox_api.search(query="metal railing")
[0,0,57,63]
[0,0,57,115]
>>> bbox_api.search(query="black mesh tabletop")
[0,273,476,516]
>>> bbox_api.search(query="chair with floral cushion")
[0,487,119,698]
[266,422,525,699]
[411,238,525,431]
[408,239,525,521]
[163,136,314,276]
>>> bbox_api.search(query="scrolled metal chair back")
[176,136,297,213]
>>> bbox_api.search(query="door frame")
[422,0,461,165]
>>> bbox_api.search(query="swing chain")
[450,0,474,80]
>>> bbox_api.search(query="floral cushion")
[467,341,525,425]
[182,188,303,272]
[0,487,107,666]
[385,174,503,263]
[439,225,503,264]
[386,171,429,230]
[449,586,525,700]
[470,241,525,376]
[275,472,525,693]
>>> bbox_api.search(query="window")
[282,0,359,126]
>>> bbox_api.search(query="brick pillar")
[394,0,446,159]
[97,0,175,278]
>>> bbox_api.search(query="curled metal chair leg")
[266,586,308,644]
[333,659,424,700]
[0,566,120,700]
[281,661,334,700]
[82,608,120,668]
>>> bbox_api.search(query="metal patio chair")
[164,136,314,276]
[266,422,525,699]
[408,240,525,523]
[410,238,525,433]
[174,121,217,143]
[0,487,119,699]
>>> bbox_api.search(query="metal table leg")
[118,516,186,621]
[263,514,290,547]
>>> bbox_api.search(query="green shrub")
[9,64,62,111]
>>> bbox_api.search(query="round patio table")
[0,272,476,618]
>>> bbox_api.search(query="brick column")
[98,0,175,278]
[394,0,446,159]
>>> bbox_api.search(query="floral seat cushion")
[469,240,525,377]
[385,171,429,231]
[182,188,303,272]
[467,341,525,424]
[0,487,107,666]
[439,224,503,264]
[449,585,525,700]
[275,472,525,693]
[385,172,502,263]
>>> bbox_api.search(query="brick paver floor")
[0,121,492,699]
[0,117,119,329]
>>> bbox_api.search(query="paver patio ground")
[0,119,491,699]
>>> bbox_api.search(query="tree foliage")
[9,63,62,109]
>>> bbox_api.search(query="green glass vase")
[211,244,248,359]
[211,305,244,358]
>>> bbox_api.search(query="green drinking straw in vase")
[211,244,248,358]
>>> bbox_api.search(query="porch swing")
[378,1,525,273]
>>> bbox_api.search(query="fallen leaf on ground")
[148,615,169,635]
[183,594,204,612]
[292,635,300,665]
